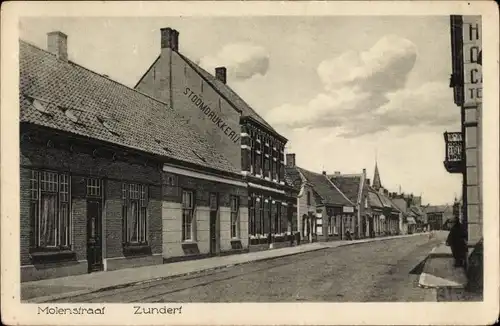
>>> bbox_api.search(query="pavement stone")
[418,244,467,289]
[22,232,430,303]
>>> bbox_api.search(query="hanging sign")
[444,131,464,173]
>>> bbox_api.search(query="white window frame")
[182,190,195,241]
[122,183,148,245]
[30,170,72,249]
[230,195,240,238]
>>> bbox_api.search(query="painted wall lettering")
[183,87,240,144]
[462,16,482,106]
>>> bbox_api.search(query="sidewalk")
[418,244,468,289]
[22,232,428,303]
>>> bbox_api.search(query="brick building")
[134,27,298,251]
[366,163,401,236]
[20,32,248,281]
[329,169,369,239]
[424,205,452,231]
[285,157,355,242]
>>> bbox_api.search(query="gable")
[135,48,243,170]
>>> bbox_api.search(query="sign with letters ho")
[462,16,482,107]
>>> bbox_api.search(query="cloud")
[265,34,459,138]
[199,43,270,81]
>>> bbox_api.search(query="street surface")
[54,235,442,303]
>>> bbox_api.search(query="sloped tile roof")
[391,198,408,214]
[20,40,239,175]
[285,166,303,190]
[377,192,393,208]
[424,205,449,214]
[368,190,384,209]
[297,167,353,207]
[389,199,402,213]
[177,53,283,139]
[329,174,362,204]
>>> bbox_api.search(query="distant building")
[366,163,401,236]
[285,159,355,242]
[425,205,453,231]
[329,169,370,239]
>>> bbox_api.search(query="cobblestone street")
[54,235,442,303]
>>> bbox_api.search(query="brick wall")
[20,134,164,281]
[135,49,242,170]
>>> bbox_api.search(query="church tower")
[373,162,382,191]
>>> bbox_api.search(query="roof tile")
[20,40,239,175]
[297,167,353,207]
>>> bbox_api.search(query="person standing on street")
[446,219,467,268]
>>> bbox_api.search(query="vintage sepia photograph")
[1,1,498,325]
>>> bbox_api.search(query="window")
[182,190,195,241]
[230,196,239,238]
[30,170,71,249]
[271,157,277,180]
[256,198,264,234]
[122,183,148,245]
[86,178,101,197]
[264,156,270,178]
[249,196,256,236]
[275,202,282,234]
[255,145,262,175]
[307,191,311,206]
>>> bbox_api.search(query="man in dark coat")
[446,219,468,267]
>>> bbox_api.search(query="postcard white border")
[1,1,499,325]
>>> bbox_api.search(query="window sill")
[123,243,152,257]
[30,249,76,264]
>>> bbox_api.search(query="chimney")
[362,168,366,177]
[366,178,371,186]
[47,31,68,61]
[160,28,179,52]
[215,67,227,84]
[286,153,296,168]
[334,171,341,175]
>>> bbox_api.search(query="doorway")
[86,200,103,272]
[209,192,218,255]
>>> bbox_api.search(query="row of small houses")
[20,28,428,282]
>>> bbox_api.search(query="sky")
[20,16,463,205]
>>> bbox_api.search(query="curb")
[417,245,467,290]
[27,246,329,303]
[27,233,430,303]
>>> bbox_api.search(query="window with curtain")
[230,196,239,238]
[182,190,195,241]
[122,183,148,245]
[30,170,71,249]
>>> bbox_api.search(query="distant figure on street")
[345,229,352,241]
[446,219,467,268]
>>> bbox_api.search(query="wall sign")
[462,16,482,106]
[343,206,354,213]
